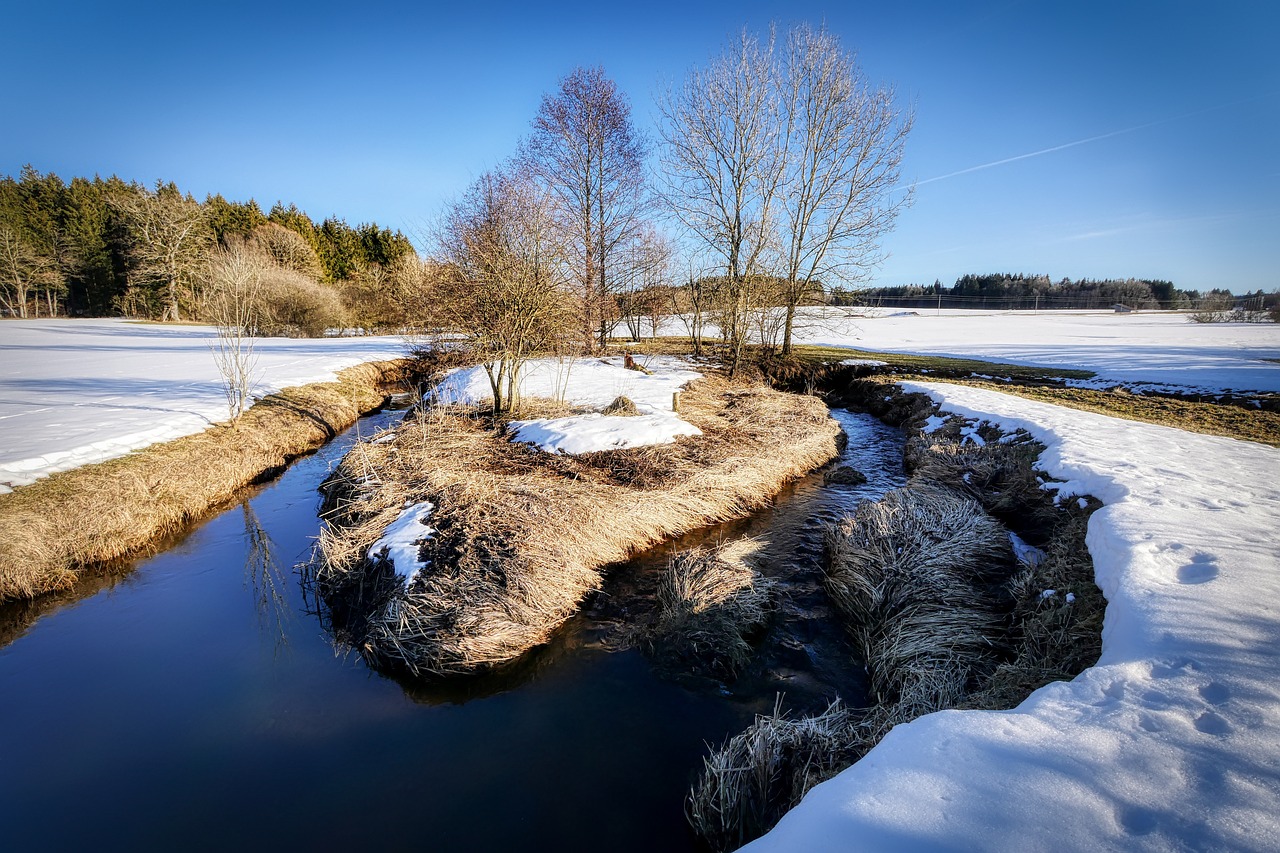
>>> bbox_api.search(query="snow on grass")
[508,412,701,454]
[432,354,701,413]
[746,381,1280,852]
[0,319,405,493]
[370,501,436,581]
[434,355,704,454]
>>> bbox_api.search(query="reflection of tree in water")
[241,500,290,649]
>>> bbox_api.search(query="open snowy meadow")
[2,312,1278,849]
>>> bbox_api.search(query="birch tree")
[525,66,649,352]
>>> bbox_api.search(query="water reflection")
[240,499,291,651]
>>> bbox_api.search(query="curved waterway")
[0,407,904,852]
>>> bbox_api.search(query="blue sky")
[4,0,1277,292]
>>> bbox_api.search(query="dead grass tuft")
[601,395,641,416]
[312,374,842,676]
[823,485,1013,707]
[0,360,408,602]
[642,538,774,679]
[688,697,860,853]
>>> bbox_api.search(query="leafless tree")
[0,225,61,318]
[775,24,913,354]
[434,167,574,413]
[115,185,212,322]
[657,29,787,374]
[670,252,718,357]
[206,241,265,421]
[524,66,650,352]
[251,222,323,279]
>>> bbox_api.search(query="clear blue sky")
[5,0,1277,292]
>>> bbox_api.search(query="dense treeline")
[0,165,423,331]
[837,273,1255,311]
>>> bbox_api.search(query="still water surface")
[0,408,903,851]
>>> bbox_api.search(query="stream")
[0,407,904,852]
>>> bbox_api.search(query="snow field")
[747,382,1280,852]
[0,319,407,493]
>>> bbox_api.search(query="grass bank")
[312,373,842,676]
[0,360,409,602]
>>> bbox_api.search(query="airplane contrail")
[906,91,1278,189]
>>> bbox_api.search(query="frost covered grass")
[312,371,842,675]
[0,361,402,601]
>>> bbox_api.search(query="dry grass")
[823,485,1013,708]
[642,538,774,679]
[688,697,860,853]
[312,374,842,676]
[0,360,408,602]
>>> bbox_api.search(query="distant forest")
[0,165,418,327]
[839,274,1272,312]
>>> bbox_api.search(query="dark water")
[0,408,904,852]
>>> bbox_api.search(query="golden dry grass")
[0,360,408,602]
[313,374,842,676]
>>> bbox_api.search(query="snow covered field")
[662,308,1280,395]
[800,309,1280,395]
[749,382,1280,852]
[434,355,704,454]
[0,319,405,493]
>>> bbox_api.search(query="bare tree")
[0,225,60,318]
[775,24,913,354]
[251,222,323,279]
[524,66,649,353]
[657,29,787,374]
[434,167,574,413]
[115,185,212,321]
[670,252,718,357]
[206,241,264,422]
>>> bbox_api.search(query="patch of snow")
[922,415,948,434]
[747,381,1280,852]
[959,422,986,446]
[369,501,436,581]
[434,355,705,454]
[508,413,702,454]
[1066,593,1077,604]
[432,355,700,413]
[1010,532,1045,568]
[838,358,888,367]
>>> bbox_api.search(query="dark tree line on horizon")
[839,273,1270,312]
